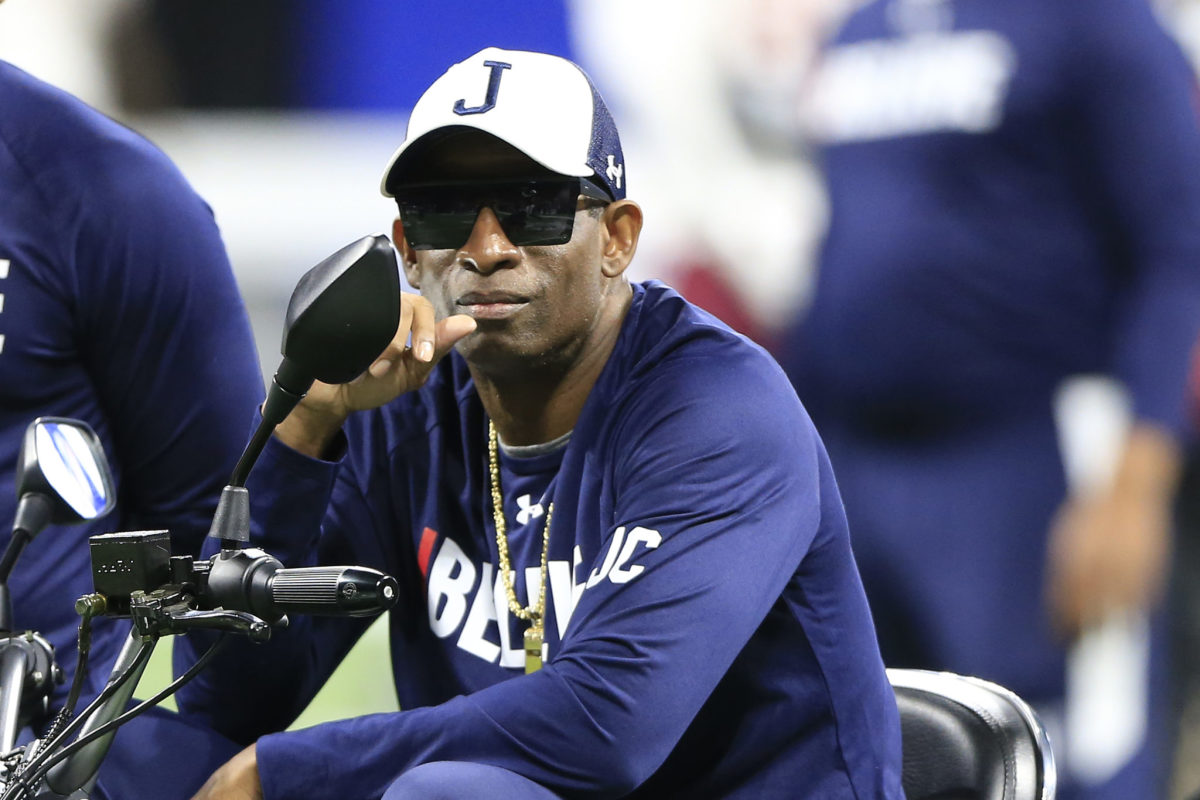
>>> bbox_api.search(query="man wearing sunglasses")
[185,48,903,800]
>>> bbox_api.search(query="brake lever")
[123,588,275,642]
[159,607,274,643]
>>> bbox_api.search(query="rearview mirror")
[276,234,403,393]
[16,417,115,525]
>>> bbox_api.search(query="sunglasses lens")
[396,187,478,251]
[396,180,582,250]
[398,210,476,251]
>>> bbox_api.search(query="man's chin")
[457,333,543,376]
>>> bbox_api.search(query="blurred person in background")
[0,43,264,800]
[781,0,1200,797]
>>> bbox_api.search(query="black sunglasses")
[394,177,611,251]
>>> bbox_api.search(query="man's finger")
[395,314,475,389]
[433,314,478,361]
[410,295,438,362]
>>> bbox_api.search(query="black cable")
[2,639,153,800]
[37,616,93,748]
[33,637,151,763]
[12,635,229,799]
[63,616,92,723]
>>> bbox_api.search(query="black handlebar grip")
[267,566,398,617]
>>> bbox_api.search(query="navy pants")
[383,762,562,800]
[91,705,241,800]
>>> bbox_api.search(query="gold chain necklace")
[488,420,553,673]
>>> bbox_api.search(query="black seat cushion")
[896,689,1009,800]
[890,671,1048,800]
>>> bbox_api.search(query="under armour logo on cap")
[606,155,623,190]
[381,47,627,202]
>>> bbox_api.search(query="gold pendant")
[524,626,544,673]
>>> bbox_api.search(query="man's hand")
[1045,423,1181,637]
[191,744,262,800]
[276,293,476,457]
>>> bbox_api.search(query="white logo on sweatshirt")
[515,494,544,525]
[426,526,661,666]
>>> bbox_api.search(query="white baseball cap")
[380,47,626,201]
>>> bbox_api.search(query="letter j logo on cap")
[454,60,512,116]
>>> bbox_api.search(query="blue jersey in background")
[0,60,264,798]
[785,1,1200,797]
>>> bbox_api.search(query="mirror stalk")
[9,492,51,550]
[217,363,313,549]
[0,492,52,596]
[228,365,312,489]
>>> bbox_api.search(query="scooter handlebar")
[204,548,398,623]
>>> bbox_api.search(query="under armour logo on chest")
[515,494,545,525]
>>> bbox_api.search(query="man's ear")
[392,217,421,289]
[599,200,643,279]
